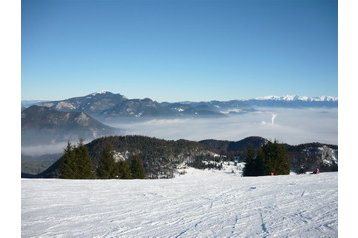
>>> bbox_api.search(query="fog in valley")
[22,108,337,156]
[22,139,92,157]
[113,108,338,145]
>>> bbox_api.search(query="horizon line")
[21,91,338,103]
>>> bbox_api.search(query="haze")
[112,108,338,145]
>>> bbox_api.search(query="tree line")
[59,140,145,179]
[243,141,290,176]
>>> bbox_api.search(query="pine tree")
[75,139,96,179]
[97,144,116,179]
[130,154,145,179]
[243,141,290,176]
[243,147,264,176]
[275,142,290,175]
[59,142,77,179]
[58,140,96,179]
[243,147,256,176]
[262,141,290,175]
[117,160,132,179]
[255,149,265,176]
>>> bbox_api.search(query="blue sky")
[22,0,337,102]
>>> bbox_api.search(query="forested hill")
[35,135,338,179]
[199,139,338,173]
[38,135,215,179]
[199,136,268,156]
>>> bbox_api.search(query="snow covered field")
[22,170,337,237]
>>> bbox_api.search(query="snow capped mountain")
[256,95,338,102]
[314,96,338,101]
[37,91,127,114]
[91,90,112,96]
[23,91,337,120]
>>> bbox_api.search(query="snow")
[220,161,245,175]
[22,171,337,237]
[92,90,111,96]
[74,112,90,125]
[220,108,242,114]
[41,102,55,108]
[112,150,129,162]
[55,101,76,110]
[135,112,143,118]
[256,95,338,102]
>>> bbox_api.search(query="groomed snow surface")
[22,169,337,238]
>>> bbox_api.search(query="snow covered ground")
[22,170,337,238]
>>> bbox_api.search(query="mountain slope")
[201,137,338,173]
[22,105,120,146]
[22,172,338,237]
[21,153,62,175]
[24,91,338,120]
[101,98,175,118]
[39,91,127,115]
[286,143,338,173]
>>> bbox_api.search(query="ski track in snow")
[22,170,337,238]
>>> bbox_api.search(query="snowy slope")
[22,171,337,238]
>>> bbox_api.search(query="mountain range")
[22,91,338,121]
[21,91,338,177]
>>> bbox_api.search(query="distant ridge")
[21,91,337,120]
[21,105,121,146]
[23,92,338,105]
[255,95,337,102]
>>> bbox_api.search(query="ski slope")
[22,169,337,237]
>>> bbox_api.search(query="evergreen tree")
[59,142,77,179]
[130,154,145,179]
[243,141,290,176]
[276,143,290,174]
[262,141,290,175]
[97,144,116,179]
[243,147,256,176]
[74,139,96,179]
[255,149,265,176]
[243,147,264,176]
[117,160,132,179]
